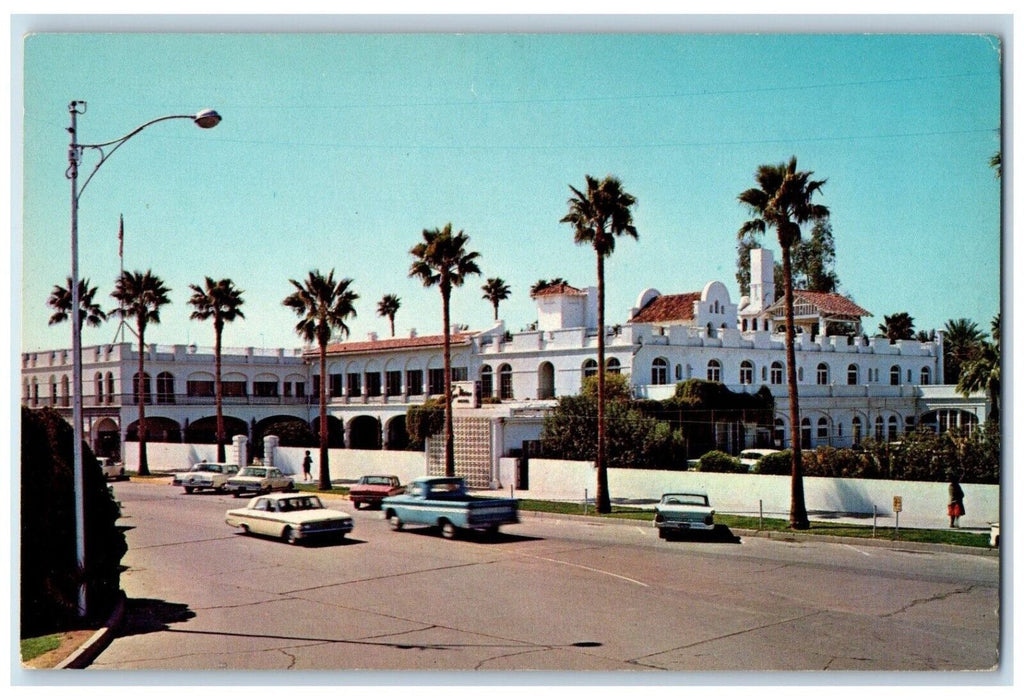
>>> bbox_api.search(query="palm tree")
[942,318,986,384]
[409,224,482,477]
[188,277,246,462]
[376,294,401,337]
[481,277,511,321]
[560,174,638,515]
[110,270,171,476]
[738,156,829,530]
[990,151,1001,179]
[958,314,1000,423]
[878,312,915,341]
[283,270,359,490]
[47,277,108,329]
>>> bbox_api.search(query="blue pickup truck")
[382,476,519,539]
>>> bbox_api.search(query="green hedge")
[696,450,745,473]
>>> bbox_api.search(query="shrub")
[757,449,792,475]
[406,398,445,450]
[21,407,127,636]
[696,450,744,473]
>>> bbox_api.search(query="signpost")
[893,496,903,540]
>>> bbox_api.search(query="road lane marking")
[843,543,872,557]
[526,555,649,587]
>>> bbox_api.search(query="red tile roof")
[532,282,585,297]
[768,291,871,318]
[629,292,701,323]
[315,332,473,357]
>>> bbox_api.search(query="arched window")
[852,416,862,445]
[920,366,931,385]
[888,415,899,441]
[652,357,669,385]
[60,376,70,407]
[156,372,175,404]
[816,363,829,385]
[707,359,721,383]
[582,358,598,379]
[847,364,859,385]
[770,362,783,385]
[801,417,812,448]
[133,372,152,404]
[106,372,115,404]
[739,360,753,385]
[817,417,829,444]
[499,364,513,400]
[606,358,621,375]
[480,365,493,398]
[538,362,555,399]
[874,416,884,441]
[890,365,901,386]
[798,366,804,382]
[95,372,104,404]
[32,378,39,405]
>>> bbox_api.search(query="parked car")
[172,462,240,493]
[225,466,295,497]
[226,493,354,545]
[654,492,716,538]
[349,474,404,509]
[97,457,126,481]
[382,476,519,539]
[738,448,781,473]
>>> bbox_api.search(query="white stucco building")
[22,250,990,485]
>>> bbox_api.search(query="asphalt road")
[89,479,1002,676]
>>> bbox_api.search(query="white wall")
[524,458,1000,530]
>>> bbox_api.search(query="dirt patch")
[22,629,96,669]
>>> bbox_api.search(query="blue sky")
[15,22,1004,354]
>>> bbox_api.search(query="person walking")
[302,450,313,482]
[948,476,966,528]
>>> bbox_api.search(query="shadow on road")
[395,527,542,544]
[118,598,196,638]
[662,524,742,544]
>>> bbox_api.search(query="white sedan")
[654,492,716,538]
[224,466,295,497]
[226,493,354,545]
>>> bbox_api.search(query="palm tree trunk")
[137,327,149,476]
[595,252,611,514]
[492,302,499,321]
[781,245,809,529]
[442,280,455,477]
[390,316,396,337]
[318,344,330,489]
[214,321,226,463]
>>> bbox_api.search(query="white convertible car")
[224,466,295,497]
[654,492,716,538]
[226,493,354,545]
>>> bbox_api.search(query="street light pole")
[65,101,220,616]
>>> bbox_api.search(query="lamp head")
[193,109,222,129]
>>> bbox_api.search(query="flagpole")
[112,214,136,344]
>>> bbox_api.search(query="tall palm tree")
[942,318,986,384]
[481,277,511,321]
[878,312,915,342]
[560,174,638,515]
[409,224,482,477]
[738,156,829,530]
[283,270,359,490]
[188,277,246,462]
[110,270,171,476]
[958,314,1000,423]
[47,277,108,329]
[376,294,401,337]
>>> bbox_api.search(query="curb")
[516,508,1000,557]
[55,591,126,669]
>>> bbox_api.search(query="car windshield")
[241,468,266,477]
[192,463,221,473]
[363,476,392,485]
[662,494,709,507]
[279,496,323,512]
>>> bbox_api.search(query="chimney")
[409,328,417,338]
[368,332,378,342]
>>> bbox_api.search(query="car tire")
[387,512,403,531]
[184,486,194,494]
[440,520,458,540]
[282,527,299,545]
[286,482,295,492]
[233,492,243,498]
[240,524,250,535]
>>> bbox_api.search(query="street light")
[66,101,221,616]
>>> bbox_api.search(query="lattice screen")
[425,416,493,488]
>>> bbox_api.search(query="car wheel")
[233,492,243,498]
[184,486,194,494]
[484,525,500,539]
[440,520,458,540]
[282,527,299,545]
[387,512,403,531]
[240,524,250,535]
[353,501,363,510]
[286,482,295,492]
[658,529,667,540]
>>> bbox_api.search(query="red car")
[349,475,404,509]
